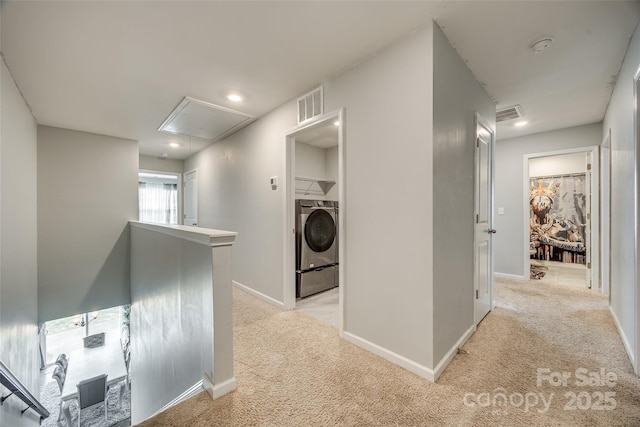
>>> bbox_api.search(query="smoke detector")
[531,37,554,54]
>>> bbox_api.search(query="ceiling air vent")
[298,86,323,124]
[158,96,256,142]
[496,105,524,123]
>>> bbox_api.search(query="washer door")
[304,209,336,253]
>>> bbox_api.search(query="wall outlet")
[498,207,505,215]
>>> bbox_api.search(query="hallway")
[140,279,640,426]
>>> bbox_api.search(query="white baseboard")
[609,305,636,370]
[147,380,203,421]
[203,373,237,399]
[233,280,284,309]
[495,272,527,281]
[432,324,476,381]
[342,331,435,382]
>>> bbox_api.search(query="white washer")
[295,199,338,298]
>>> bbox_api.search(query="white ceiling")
[296,120,339,149]
[2,1,638,159]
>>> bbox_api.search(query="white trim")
[494,272,528,281]
[633,65,640,376]
[342,331,435,382]
[129,221,237,247]
[600,130,611,295]
[609,306,636,368]
[233,280,284,309]
[146,380,204,421]
[432,324,476,381]
[203,373,237,399]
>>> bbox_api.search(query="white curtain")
[139,182,178,224]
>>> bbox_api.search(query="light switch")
[270,176,278,189]
[498,207,505,215]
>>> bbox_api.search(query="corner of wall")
[431,18,495,365]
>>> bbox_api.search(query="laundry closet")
[294,121,339,299]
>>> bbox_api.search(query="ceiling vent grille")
[298,86,323,124]
[496,105,524,122]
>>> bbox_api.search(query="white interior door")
[600,132,611,294]
[474,119,494,324]
[184,169,198,226]
[585,152,593,287]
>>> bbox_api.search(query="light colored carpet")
[138,279,640,426]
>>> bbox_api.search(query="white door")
[474,120,494,324]
[184,170,198,226]
[585,153,592,287]
[600,132,611,294]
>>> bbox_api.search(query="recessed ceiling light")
[333,121,340,126]
[169,142,180,148]
[531,37,553,54]
[514,121,529,127]
[226,93,243,102]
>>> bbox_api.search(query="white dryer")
[295,199,338,298]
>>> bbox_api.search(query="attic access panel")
[158,97,256,141]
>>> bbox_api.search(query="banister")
[0,359,50,422]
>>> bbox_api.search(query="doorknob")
[487,229,497,234]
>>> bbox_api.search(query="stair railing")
[0,359,49,422]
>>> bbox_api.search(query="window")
[138,172,179,224]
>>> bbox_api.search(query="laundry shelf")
[295,176,336,195]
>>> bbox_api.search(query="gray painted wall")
[0,60,41,427]
[325,24,435,367]
[185,101,297,302]
[130,226,214,424]
[295,142,338,201]
[325,146,339,201]
[603,21,640,369]
[139,154,184,174]
[37,126,138,322]
[432,24,495,365]
[185,21,492,374]
[494,123,602,277]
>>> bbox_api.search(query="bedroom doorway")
[526,147,599,290]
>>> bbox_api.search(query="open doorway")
[284,109,346,332]
[526,147,599,290]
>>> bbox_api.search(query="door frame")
[183,168,198,226]
[523,146,600,289]
[474,113,496,323]
[601,129,611,296]
[633,65,640,375]
[283,108,346,334]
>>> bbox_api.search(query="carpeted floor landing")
[139,279,640,426]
